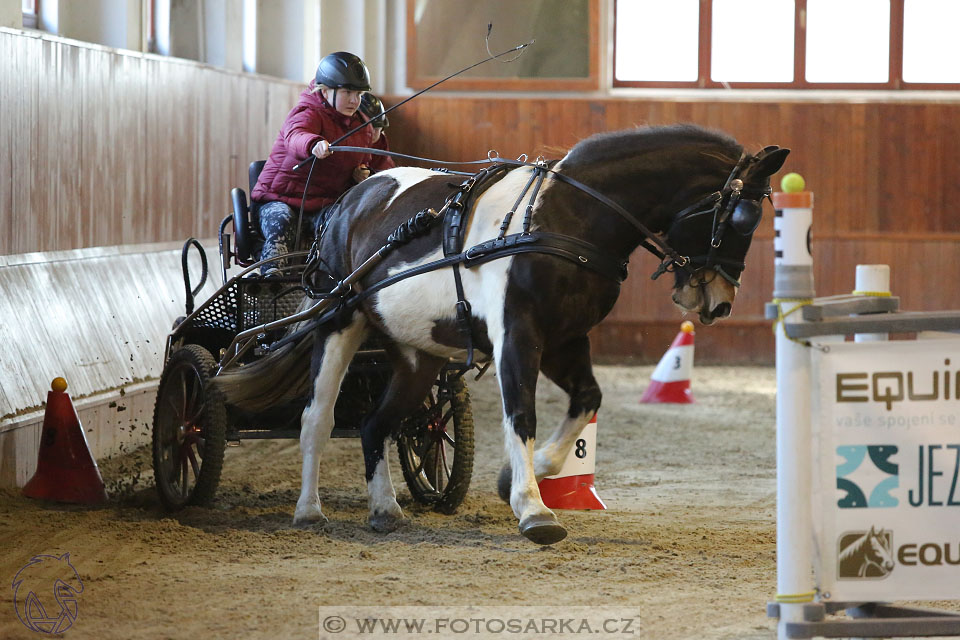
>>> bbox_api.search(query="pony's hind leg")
[294,316,368,525]
[496,330,567,545]
[362,347,446,533]
[497,335,601,500]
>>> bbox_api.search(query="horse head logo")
[12,552,84,634]
[838,527,895,579]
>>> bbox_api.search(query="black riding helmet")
[359,93,389,129]
[315,51,371,91]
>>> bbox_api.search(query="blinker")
[731,199,763,235]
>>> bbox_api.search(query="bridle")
[650,148,775,288]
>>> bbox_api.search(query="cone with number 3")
[640,321,695,404]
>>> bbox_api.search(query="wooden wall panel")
[0,29,299,256]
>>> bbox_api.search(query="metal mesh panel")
[236,279,306,332]
[190,282,240,332]
[188,278,306,335]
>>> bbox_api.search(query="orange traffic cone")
[22,378,108,504]
[640,321,695,404]
[538,413,606,510]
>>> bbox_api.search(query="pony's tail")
[210,333,315,412]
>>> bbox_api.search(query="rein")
[332,145,695,277]
[331,145,762,282]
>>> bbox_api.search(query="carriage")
[153,125,788,544]
[151,161,476,515]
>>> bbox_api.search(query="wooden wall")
[383,96,960,363]
[4,28,960,364]
[0,28,300,255]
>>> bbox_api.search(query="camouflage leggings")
[258,201,323,273]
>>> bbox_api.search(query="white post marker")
[853,264,891,342]
[771,174,816,640]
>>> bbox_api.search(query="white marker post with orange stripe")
[771,176,816,639]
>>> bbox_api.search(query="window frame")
[405,0,600,92]
[613,0,960,91]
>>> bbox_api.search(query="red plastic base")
[639,380,694,404]
[22,390,107,504]
[539,474,607,510]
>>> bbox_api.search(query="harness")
[262,147,770,364]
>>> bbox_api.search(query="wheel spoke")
[187,375,202,417]
[437,406,454,428]
[178,371,189,420]
[186,445,201,478]
[412,450,428,478]
[439,441,451,483]
[180,456,189,498]
[433,444,444,490]
[441,431,456,447]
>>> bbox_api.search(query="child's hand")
[312,140,332,159]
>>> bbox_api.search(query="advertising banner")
[812,339,960,601]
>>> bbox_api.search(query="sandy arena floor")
[1,364,952,639]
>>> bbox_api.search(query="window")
[615,1,699,82]
[712,0,794,83]
[805,0,889,83]
[902,0,960,84]
[407,0,599,91]
[614,0,960,90]
[22,0,37,29]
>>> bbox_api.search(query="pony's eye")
[731,200,762,235]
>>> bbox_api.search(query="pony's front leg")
[294,318,367,525]
[532,336,602,480]
[497,334,567,545]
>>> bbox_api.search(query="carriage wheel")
[397,373,474,513]
[151,344,227,511]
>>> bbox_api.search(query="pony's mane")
[562,123,742,168]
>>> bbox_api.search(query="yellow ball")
[51,377,68,392]
[680,321,695,334]
[780,172,806,193]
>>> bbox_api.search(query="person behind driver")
[251,51,394,276]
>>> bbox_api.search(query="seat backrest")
[247,160,267,220]
[231,160,267,265]
[249,160,266,194]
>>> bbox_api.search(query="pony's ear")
[753,147,790,177]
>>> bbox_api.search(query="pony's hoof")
[369,511,405,533]
[293,503,328,526]
[496,464,512,504]
[519,514,567,545]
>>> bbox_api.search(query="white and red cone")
[538,413,606,510]
[640,321,695,404]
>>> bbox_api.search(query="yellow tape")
[770,299,813,346]
[775,591,817,603]
[851,290,891,297]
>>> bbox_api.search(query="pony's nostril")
[711,302,732,319]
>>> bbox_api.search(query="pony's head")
[669,145,789,324]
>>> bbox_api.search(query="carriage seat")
[230,160,266,266]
